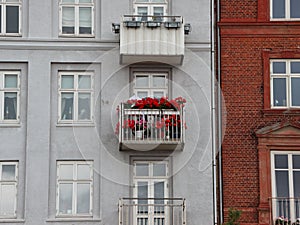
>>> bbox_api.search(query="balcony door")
[133,161,169,225]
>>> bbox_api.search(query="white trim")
[0,0,22,35]
[56,161,93,217]
[59,0,94,37]
[58,71,94,124]
[0,161,18,219]
[270,60,300,109]
[0,71,20,124]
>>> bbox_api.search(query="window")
[133,72,168,98]
[134,0,167,21]
[56,161,93,217]
[0,71,20,123]
[271,152,300,223]
[133,161,169,225]
[0,162,18,218]
[0,0,21,35]
[58,71,93,123]
[271,0,300,20]
[270,60,300,108]
[59,0,94,36]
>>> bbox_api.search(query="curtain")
[61,93,74,120]
[4,93,17,120]
[78,93,90,120]
[62,7,75,34]
[79,7,92,34]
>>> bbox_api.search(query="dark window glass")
[291,77,300,106]
[275,171,289,197]
[275,154,288,169]
[0,6,2,33]
[293,155,300,169]
[273,0,286,18]
[273,78,287,107]
[273,61,286,73]
[6,6,19,33]
[291,0,300,18]
[291,62,300,73]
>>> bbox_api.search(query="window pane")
[154,181,164,201]
[77,164,90,179]
[152,76,165,88]
[294,171,300,197]
[6,0,20,2]
[136,76,149,87]
[137,7,148,21]
[152,0,165,2]
[0,6,2,33]
[273,61,286,73]
[273,78,287,107]
[293,155,300,169]
[62,7,75,34]
[137,181,148,213]
[61,93,74,120]
[272,0,285,18]
[78,75,91,89]
[291,0,300,18]
[77,183,90,214]
[61,75,74,89]
[62,0,75,3]
[153,91,164,98]
[275,171,289,197]
[2,165,15,181]
[275,154,288,169]
[136,0,149,2]
[136,163,149,176]
[79,7,92,34]
[4,92,17,120]
[59,183,73,214]
[153,7,164,17]
[78,93,91,120]
[137,91,148,98]
[79,0,92,3]
[291,62,300,73]
[291,77,300,106]
[4,74,17,88]
[59,164,73,179]
[6,6,19,33]
[0,184,16,217]
[153,163,166,176]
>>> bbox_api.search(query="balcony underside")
[120,54,184,65]
[119,142,184,151]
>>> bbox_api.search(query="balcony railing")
[270,197,300,224]
[118,103,185,151]
[118,198,186,225]
[120,15,185,65]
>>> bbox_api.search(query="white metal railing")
[270,197,300,224]
[118,103,185,145]
[118,198,186,225]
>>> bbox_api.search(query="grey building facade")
[0,0,214,225]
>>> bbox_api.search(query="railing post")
[182,198,186,225]
[119,198,123,225]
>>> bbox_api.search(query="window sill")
[46,218,101,222]
[0,122,21,128]
[0,219,25,223]
[263,108,300,116]
[58,34,95,38]
[56,122,95,127]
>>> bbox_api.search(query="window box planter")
[146,21,161,28]
[124,21,141,28]
[164,21,181,29]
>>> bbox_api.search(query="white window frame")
[270,59,300,109]
[0,71,20,124]
[59,0,94,37]
[0,161,18,219]
[133,161,169,225]
[270,0,300,20]
[0,0,22,36]
[56,161,93,217]
[133,0,167,21]
[271,152,300,222]
[133,72,168,98]
[58,71,94,124]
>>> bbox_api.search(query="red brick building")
[217,1,300,224]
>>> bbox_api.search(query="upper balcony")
[116,97,186,151]
[116,15,187,65]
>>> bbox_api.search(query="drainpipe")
[216,0,224,223]
[210,0,218,224]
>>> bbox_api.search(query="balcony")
[270,197,300,224]
[117,103,185,151]
[119,15,185,65]
[118,198,186,225]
